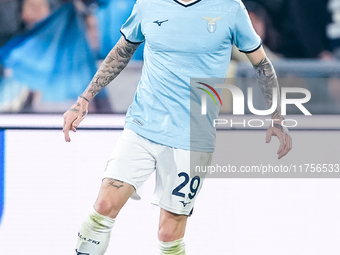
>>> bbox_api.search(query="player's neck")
[176,0,198,4]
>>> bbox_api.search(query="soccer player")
[63,0,292,254]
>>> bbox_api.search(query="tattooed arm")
[81,37,140,101]
[246,46,292,159]
[63,36,140,142]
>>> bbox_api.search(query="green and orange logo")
[197,82,222,106]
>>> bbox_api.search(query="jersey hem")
[124,123,215,153]
[120,30,145,44]
[239,41,262,53]
[125,123,190,149]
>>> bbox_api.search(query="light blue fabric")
[122,0,261,152]
[0,3,98,102]
[233,0,262,52]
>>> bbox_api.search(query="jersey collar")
[173,0,202,7]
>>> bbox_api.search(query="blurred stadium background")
[0,0,340,254]
[0,0,339,114]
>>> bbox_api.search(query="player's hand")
[266,119,292,159]
[63,97,89,142]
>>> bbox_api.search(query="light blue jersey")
[122,0,261,152]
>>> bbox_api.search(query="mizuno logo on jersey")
[201,17,223,33]
[153,19,169,26]
[180,201,191,207]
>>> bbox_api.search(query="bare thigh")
[93,178,135,219]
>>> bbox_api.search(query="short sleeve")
[233,1,262,53]
[120,1,145,44]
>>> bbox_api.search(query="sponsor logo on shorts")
[179,201,191,207]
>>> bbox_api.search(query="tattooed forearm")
[274,123,284,132]
[253,57,284,120]
[274,122,289,134]
[108,179,125,189]
[82,36,140,100]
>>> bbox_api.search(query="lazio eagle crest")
[202,17,223,33]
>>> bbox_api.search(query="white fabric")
[75,207,115,255]
[103,128,212,215]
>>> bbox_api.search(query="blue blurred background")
[0,3,339,253]
[0,0,339,113]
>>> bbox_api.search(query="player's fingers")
[72,111,87,129]
[72,117,81,129]
[276,132,286,155]
[63,116,66,131]
[266,128,272,143]
[287,135,292,151]
[285,135,291,152]
[278,134,291,159]
[63,117,72,142]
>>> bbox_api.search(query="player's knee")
[158,210,187,242]
[94,198,121,218]
[158,224,180,242]
[158,227,175,242]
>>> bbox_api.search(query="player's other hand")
[266,119,292,159]
[63,97,89,142]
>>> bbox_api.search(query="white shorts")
[103,129,212,215]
